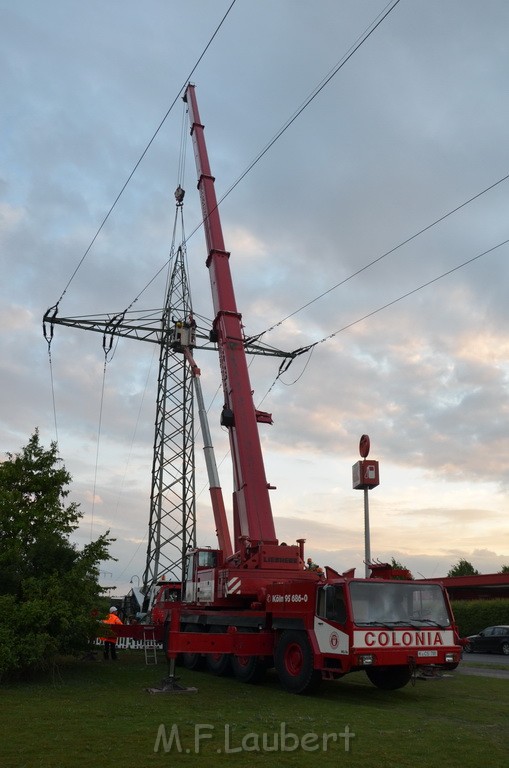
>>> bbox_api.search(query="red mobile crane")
[150,84,462,693]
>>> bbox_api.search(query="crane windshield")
[349,581,450,627]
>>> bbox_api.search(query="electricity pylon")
[44,193,197,599]
[142,236,196,596]
[43,191,293,603]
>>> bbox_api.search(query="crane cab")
[184,547,223,604]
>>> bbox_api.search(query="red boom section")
[184,84,277,547]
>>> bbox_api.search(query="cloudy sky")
[2,0,509,594]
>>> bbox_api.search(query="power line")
[50,0,238,310]
[258,237,509,396]
[291,238,509,358]
[184,0,404,244]
[248,172,509,344]
[126,0,404,310]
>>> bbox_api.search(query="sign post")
[352,435,380,578]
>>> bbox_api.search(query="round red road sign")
[359,434,370,458]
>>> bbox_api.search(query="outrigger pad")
[146,675,198,694]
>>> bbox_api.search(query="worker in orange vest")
[100,606,123,660]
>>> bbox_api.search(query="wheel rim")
[502,643,509,655]
[284,642,304,676]
[208,626,226,666]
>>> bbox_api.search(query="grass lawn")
[1,651,507,768]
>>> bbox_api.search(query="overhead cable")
[291,238,509,358]
[126,0,404,310]
[49,0,238,311]
[247,171,509,343]
[184,0,403,244]
[258,237,509,396]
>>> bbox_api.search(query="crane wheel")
[231,653,266,684]
[206,626,232,676]
[275,630,321,695]
[231,630,266,684]
[182,623,205,670]
[365,665,412,690]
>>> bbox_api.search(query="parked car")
[464,625,509,655]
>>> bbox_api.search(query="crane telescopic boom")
[184,83,277,549]
[182,346,233,559]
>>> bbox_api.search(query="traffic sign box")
[352,460,379,490]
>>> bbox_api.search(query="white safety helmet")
[109,606,118,613]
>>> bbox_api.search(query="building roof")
[418,572,509,600]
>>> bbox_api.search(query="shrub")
[451,598,509,637]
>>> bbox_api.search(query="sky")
[2,0,509,596]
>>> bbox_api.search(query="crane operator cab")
[184,547,222,604]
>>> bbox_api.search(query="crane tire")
[275,630,321,695]
[231,629,266,684]
[231,653,266,684]
[205,626,232,676]
[366,665,412,690]
[182,623,205,670]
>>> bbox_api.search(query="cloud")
[2,1,509,595]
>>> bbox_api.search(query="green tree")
[447,559,480,577]
[390,557,414,579]
[0,430,113,679]
[499,564,509,574]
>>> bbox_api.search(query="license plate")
[418,650,438,657]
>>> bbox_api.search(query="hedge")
[450,598,509,637]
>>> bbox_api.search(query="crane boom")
[184,83,277,548]
[182,347,233,558]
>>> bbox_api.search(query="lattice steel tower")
[44,188,292,605]
[143,199,196,593]
[44,189,198,600]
